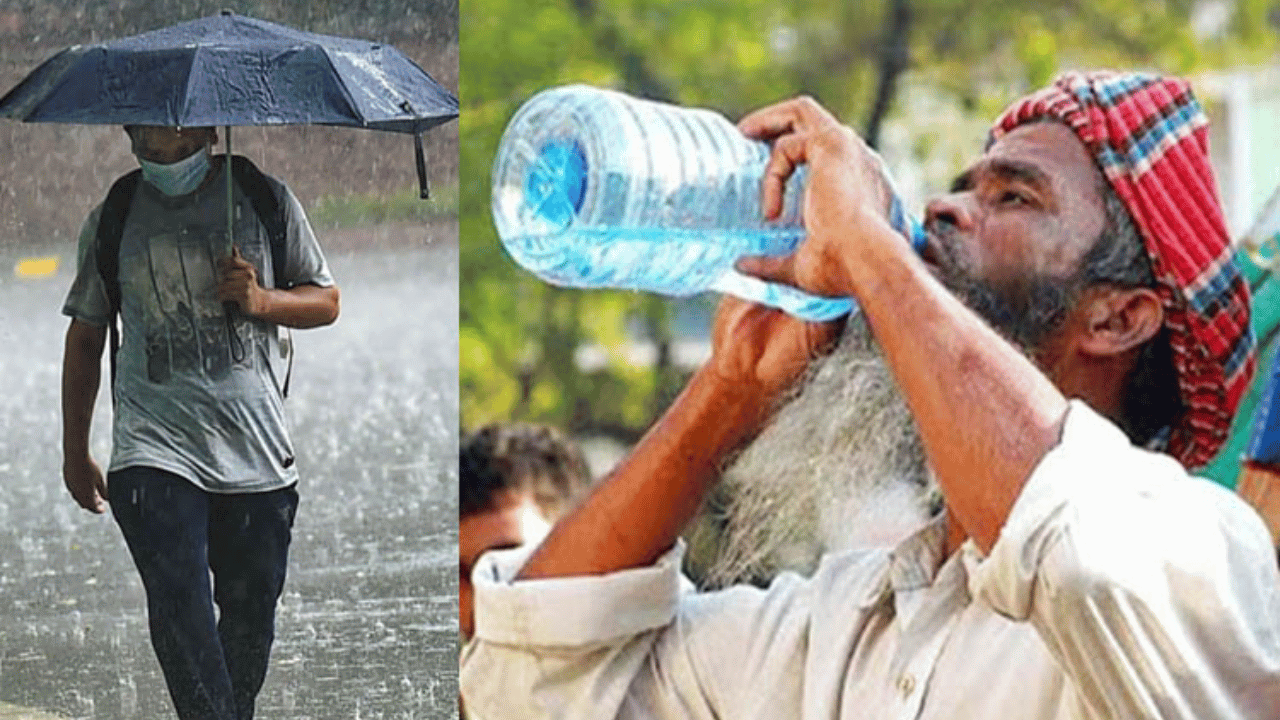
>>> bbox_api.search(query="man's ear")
[1077,286,1164,357]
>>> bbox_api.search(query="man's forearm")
[837,215,1069,554]
[519,367,769,579]
[62,323,104,461]
[251,284,340,328]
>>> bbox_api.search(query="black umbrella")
[0,9,459,218]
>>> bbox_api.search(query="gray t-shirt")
[63,160,334,493]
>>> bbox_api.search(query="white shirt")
[461,402,1280,719]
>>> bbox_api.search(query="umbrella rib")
[178,45,201,127]
[11,47,91,122]
[317,48,367,127]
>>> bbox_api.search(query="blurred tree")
[460,0,1276,439]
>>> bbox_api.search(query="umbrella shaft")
[225,126,234,254]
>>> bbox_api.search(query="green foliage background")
[460,0,1278,440]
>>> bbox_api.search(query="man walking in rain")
[61,124,339,720]
[461,72,1280,718]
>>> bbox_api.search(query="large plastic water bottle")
[491,85,925,321]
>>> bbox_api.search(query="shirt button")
[897,673,916,697]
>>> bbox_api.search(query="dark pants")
[109,466,298,720]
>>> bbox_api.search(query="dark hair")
[122,125,217,141]
[459,423,591,518]
[1076,186,1183,446]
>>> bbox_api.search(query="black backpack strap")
[229,155,294,397]
[95,169,143,405]
[229,155,289,290]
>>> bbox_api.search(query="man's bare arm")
[217,246,340,328]
[62,318,108,513]
[519,300,842,579]
[244,283,340,328]
[833,221,1066,554]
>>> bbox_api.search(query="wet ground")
[0,225,459,720]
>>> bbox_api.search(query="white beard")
[700,314,940,588]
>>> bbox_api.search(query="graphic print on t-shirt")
[121,221,270,384]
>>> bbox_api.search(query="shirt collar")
[856,513,950,608]
[888,513,951,591]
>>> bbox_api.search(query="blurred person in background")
[459,422,591,719]
[459,421,591,641]
[1238,461,1280,559]
[61,124,339,720]
[461,72,1280,719]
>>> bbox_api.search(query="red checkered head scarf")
[990,71,1255,470]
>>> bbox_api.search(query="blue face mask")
[137,146,211,197]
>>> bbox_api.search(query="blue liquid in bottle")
[493,85,922,322]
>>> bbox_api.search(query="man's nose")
[925,193,977,232]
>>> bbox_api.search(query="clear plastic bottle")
[491,85,924,321]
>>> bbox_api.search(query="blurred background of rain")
[0,1,459,718]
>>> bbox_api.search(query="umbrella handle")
[415,131,429,200]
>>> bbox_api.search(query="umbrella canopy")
[0,11,458,133]
[0,11,458,198]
